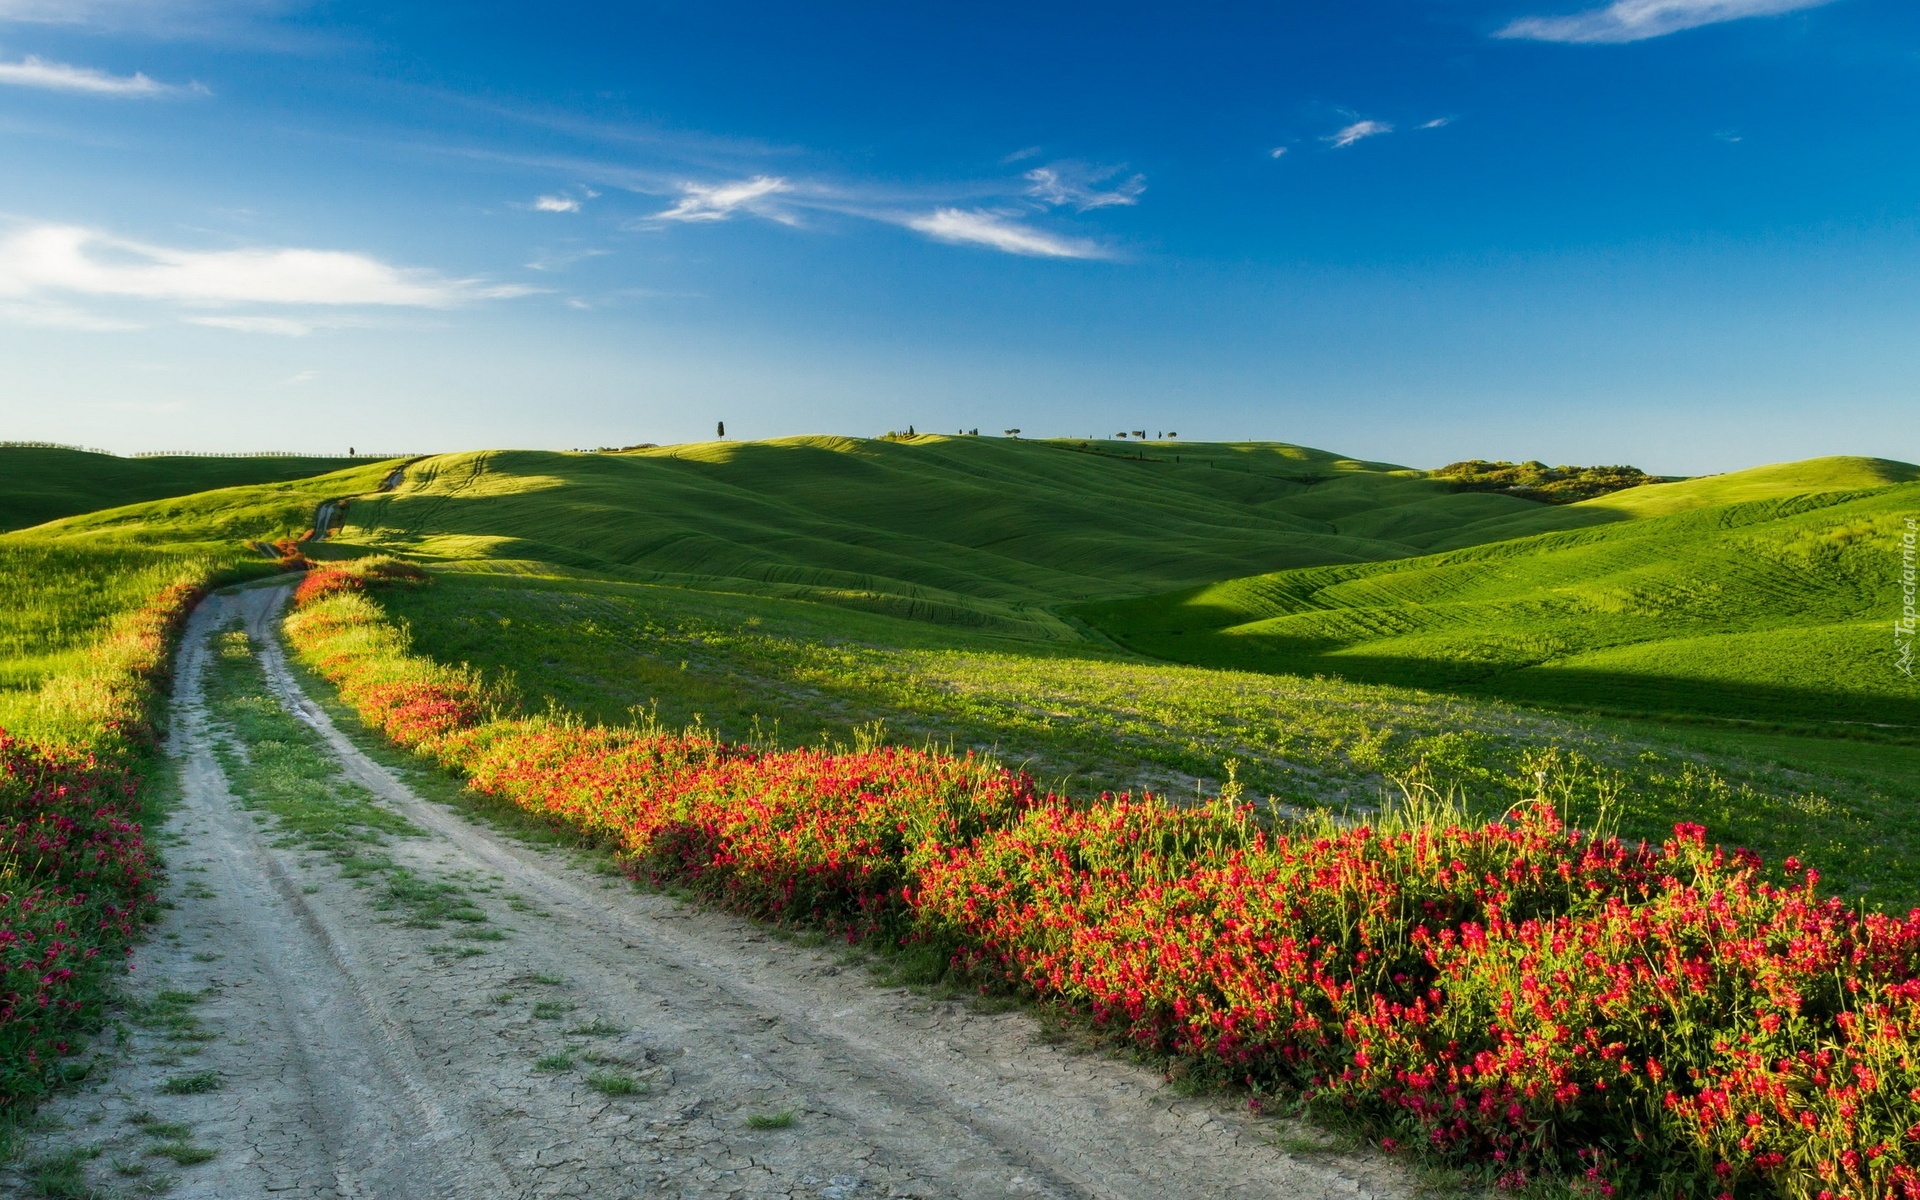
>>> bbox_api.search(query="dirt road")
[5,587,1403,1200]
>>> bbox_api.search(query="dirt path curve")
[9,587,1406,1200]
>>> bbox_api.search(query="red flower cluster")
[268,537,312,573]
[0,579,199,1106]
[286,582,1920,1200]
[0,736,155,1104]
[291,569,362,607]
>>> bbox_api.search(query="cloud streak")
[533,194,581,213]
[183,314,327,335]
[905,209,1108,259]
[0,224,533,330]
[1326,119,1393,148]
[0,55,195,96]
[1023,165,1144,211]
[1496,0,1836,43]
[655,175,791,222]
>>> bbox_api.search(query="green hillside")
[28,458,409,550]
[1579,455,1919,518]
[1076,457,1920,730]
[286,435,1620,638]
[0,445,367,533]
[9,436,1919,903]
[0,458,402,710]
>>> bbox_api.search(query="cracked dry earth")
[6,586,1408,1200]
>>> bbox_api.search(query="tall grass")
[0,554,232,1112]
[0,542,213,698]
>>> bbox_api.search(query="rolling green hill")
[0,445,368,533]
[0,458,403,709]
[10,436,1919,902]
[1075,456,1920,730]
[289,435,1624,638]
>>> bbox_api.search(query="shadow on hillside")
[1102,629,1920,735]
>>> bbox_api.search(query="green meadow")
[0,457,406,730]
[3,436,1916,903]
[312,436,1620,637]
[1075,456,1920,731]
[0,445,369,534]
[367,567,1920,904]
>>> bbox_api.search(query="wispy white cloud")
[1269,146,1289,159]
[398,125,1137,266]
[0,224,535,328]
[1496,0,1836,43]
[1023,164,1144,211]
[1419,117,1454,130]
[184,314,324,335]
[0,55,198,96]
[524,247,610,272]
[905,209,1108,259]
[1326,119,1393,149]
[655,175,790,222]
[533,194,581,213]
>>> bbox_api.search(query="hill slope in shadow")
[0,446,370,533]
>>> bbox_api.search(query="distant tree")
[1435,459,1657,504]
[717,421,725,439]
[1004,429,1021,437]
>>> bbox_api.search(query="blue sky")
[0,0,1915,473]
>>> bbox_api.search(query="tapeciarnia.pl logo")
[1899,516,1917,678]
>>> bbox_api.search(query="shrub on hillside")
[1436,460,1657,504]
[292,569,361,607]
[352,555,430,585]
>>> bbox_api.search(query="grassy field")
[316,437,1631,637]
[0,446,368,533]
[4,438,1914,905]
[1076,456,1920,730]
[0,458,404,725]
[7,437,1919,1198]
[371,565,1920,907]
[0,543,213,693]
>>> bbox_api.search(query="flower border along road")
[1,577,210,1111]
[285,563,1920,1200]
